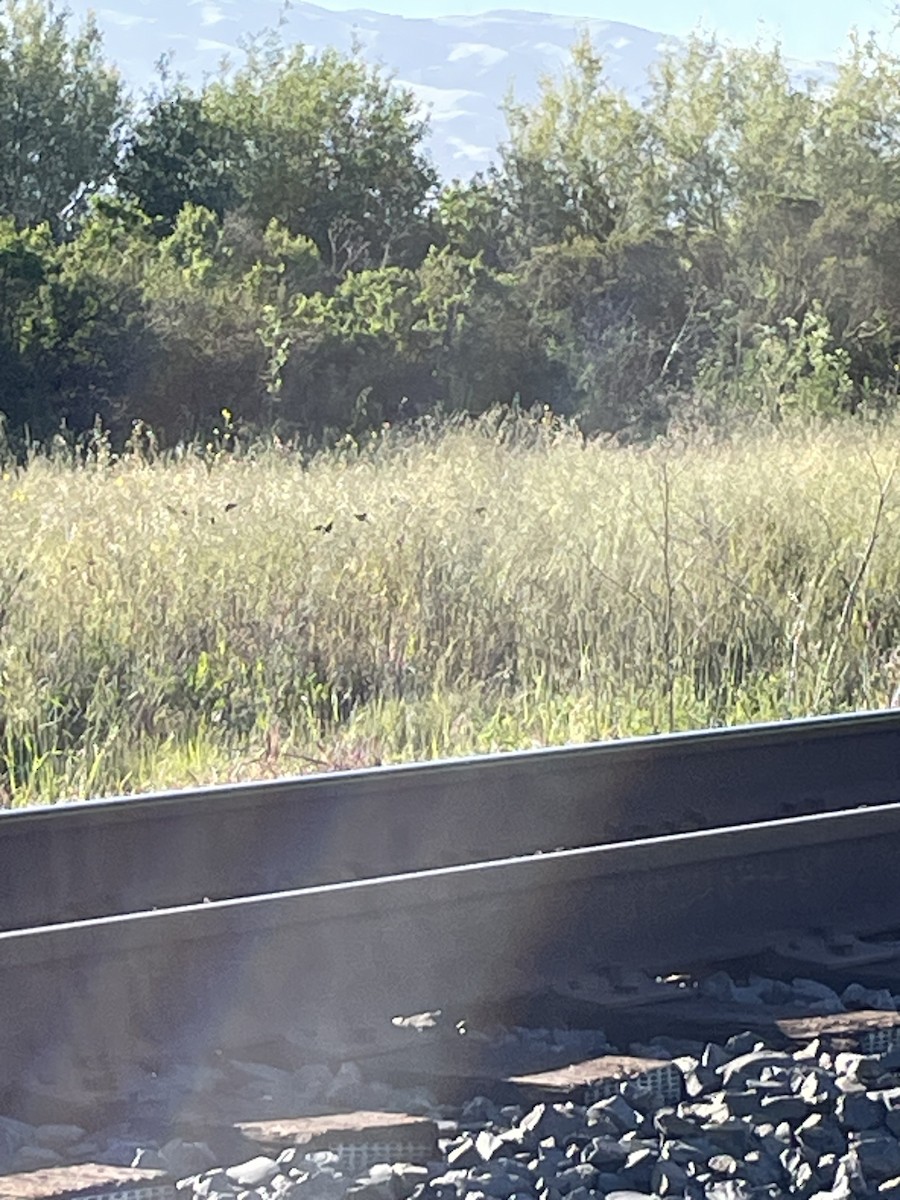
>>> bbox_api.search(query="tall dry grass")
[2,411,899,804]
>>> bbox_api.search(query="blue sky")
[309,0,895,62]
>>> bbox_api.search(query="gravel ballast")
[6,970,900,1199]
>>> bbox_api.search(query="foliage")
[8,7,900,440]
[117,90,239,231]
[199,39,438,274]
[0,0,125,231]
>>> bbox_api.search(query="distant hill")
[65,1,829,179]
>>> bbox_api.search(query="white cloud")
[97,8,155,27]
[533,42,571,64]
[199,3,228,26]
[447,42,508,68]
[445,135,493,164]
[397,80,478,123]
[196,37,234,52]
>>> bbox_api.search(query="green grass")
[2,410,900,805]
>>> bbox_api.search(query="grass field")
[2,410,899,805]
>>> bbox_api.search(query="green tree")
[0,0,126,231]
[498,35,650,260]
[0,218,54,429]
[117,89,238,231]
[201,38,438,274]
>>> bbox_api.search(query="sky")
[305,0,896,62]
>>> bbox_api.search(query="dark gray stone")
[554,1164,598,1195]
[758,1093,811,1122]
[838,1092,885,1132]
[788,1158,819,1196]
[849,1056,890,1085]
[683,1066,719,1099]
[34,1123,86,1151]
[469,1170,521,1200]
[588,1094,640,1135]
[131,1147,167,1170]
[878,1048,900,1073]
[424,1186,457,1200]
[530,1147,566,1177]
[833,1148,868,1198]
[162,1139,218,1180]
[703,1182,754,1200]
[0,1116,35,1172]
[796,1067,840,1107]
[651,1159,689,1196]
[97,1137,147,1167]
[681,1097,730,1124]
[193,1172,232,1199]
[595,1174,629,1193]
[740,1150,784,1190]
[12,1146,63,1172]
[581,1137,628,1169]
[796,1113,847,1157]
[489,1159,535,1186]
[654,1109,699,1138]
[619,1081,663,1116]
[427,1169,469,1198]
[791,978,844,1011]
[843,984,896,1012]
[392,1166,431,1200]
[721,1091,761,1119]
[345,1181,393,1200]
[701,1045,730,1070]
[290,1173,347,1200]
[700,1120,753,1157]
[517,1105,582,1145]
[620,1148,657,1190]
[850,1134,900,1183]
[660,1139,714,1168]
[884,1091,900,1139]
[446,1137,480,1170]
[348,1164,410,1200]
[724,1031,765,1055]
[461,1098,500,1126]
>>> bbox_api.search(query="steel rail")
[2,709,900,932]
[3,799,900,1098]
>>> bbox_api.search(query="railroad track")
[2,711,900,1137]
[4,709,900,932]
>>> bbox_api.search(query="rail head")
[2,707,899,824]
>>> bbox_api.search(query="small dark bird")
[474,505,487,517]
[313,521,334,533]
[354,512,368,522]
[224,502,238,512]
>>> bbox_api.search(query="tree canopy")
[0,0,125,231]
[4,4,900,444]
